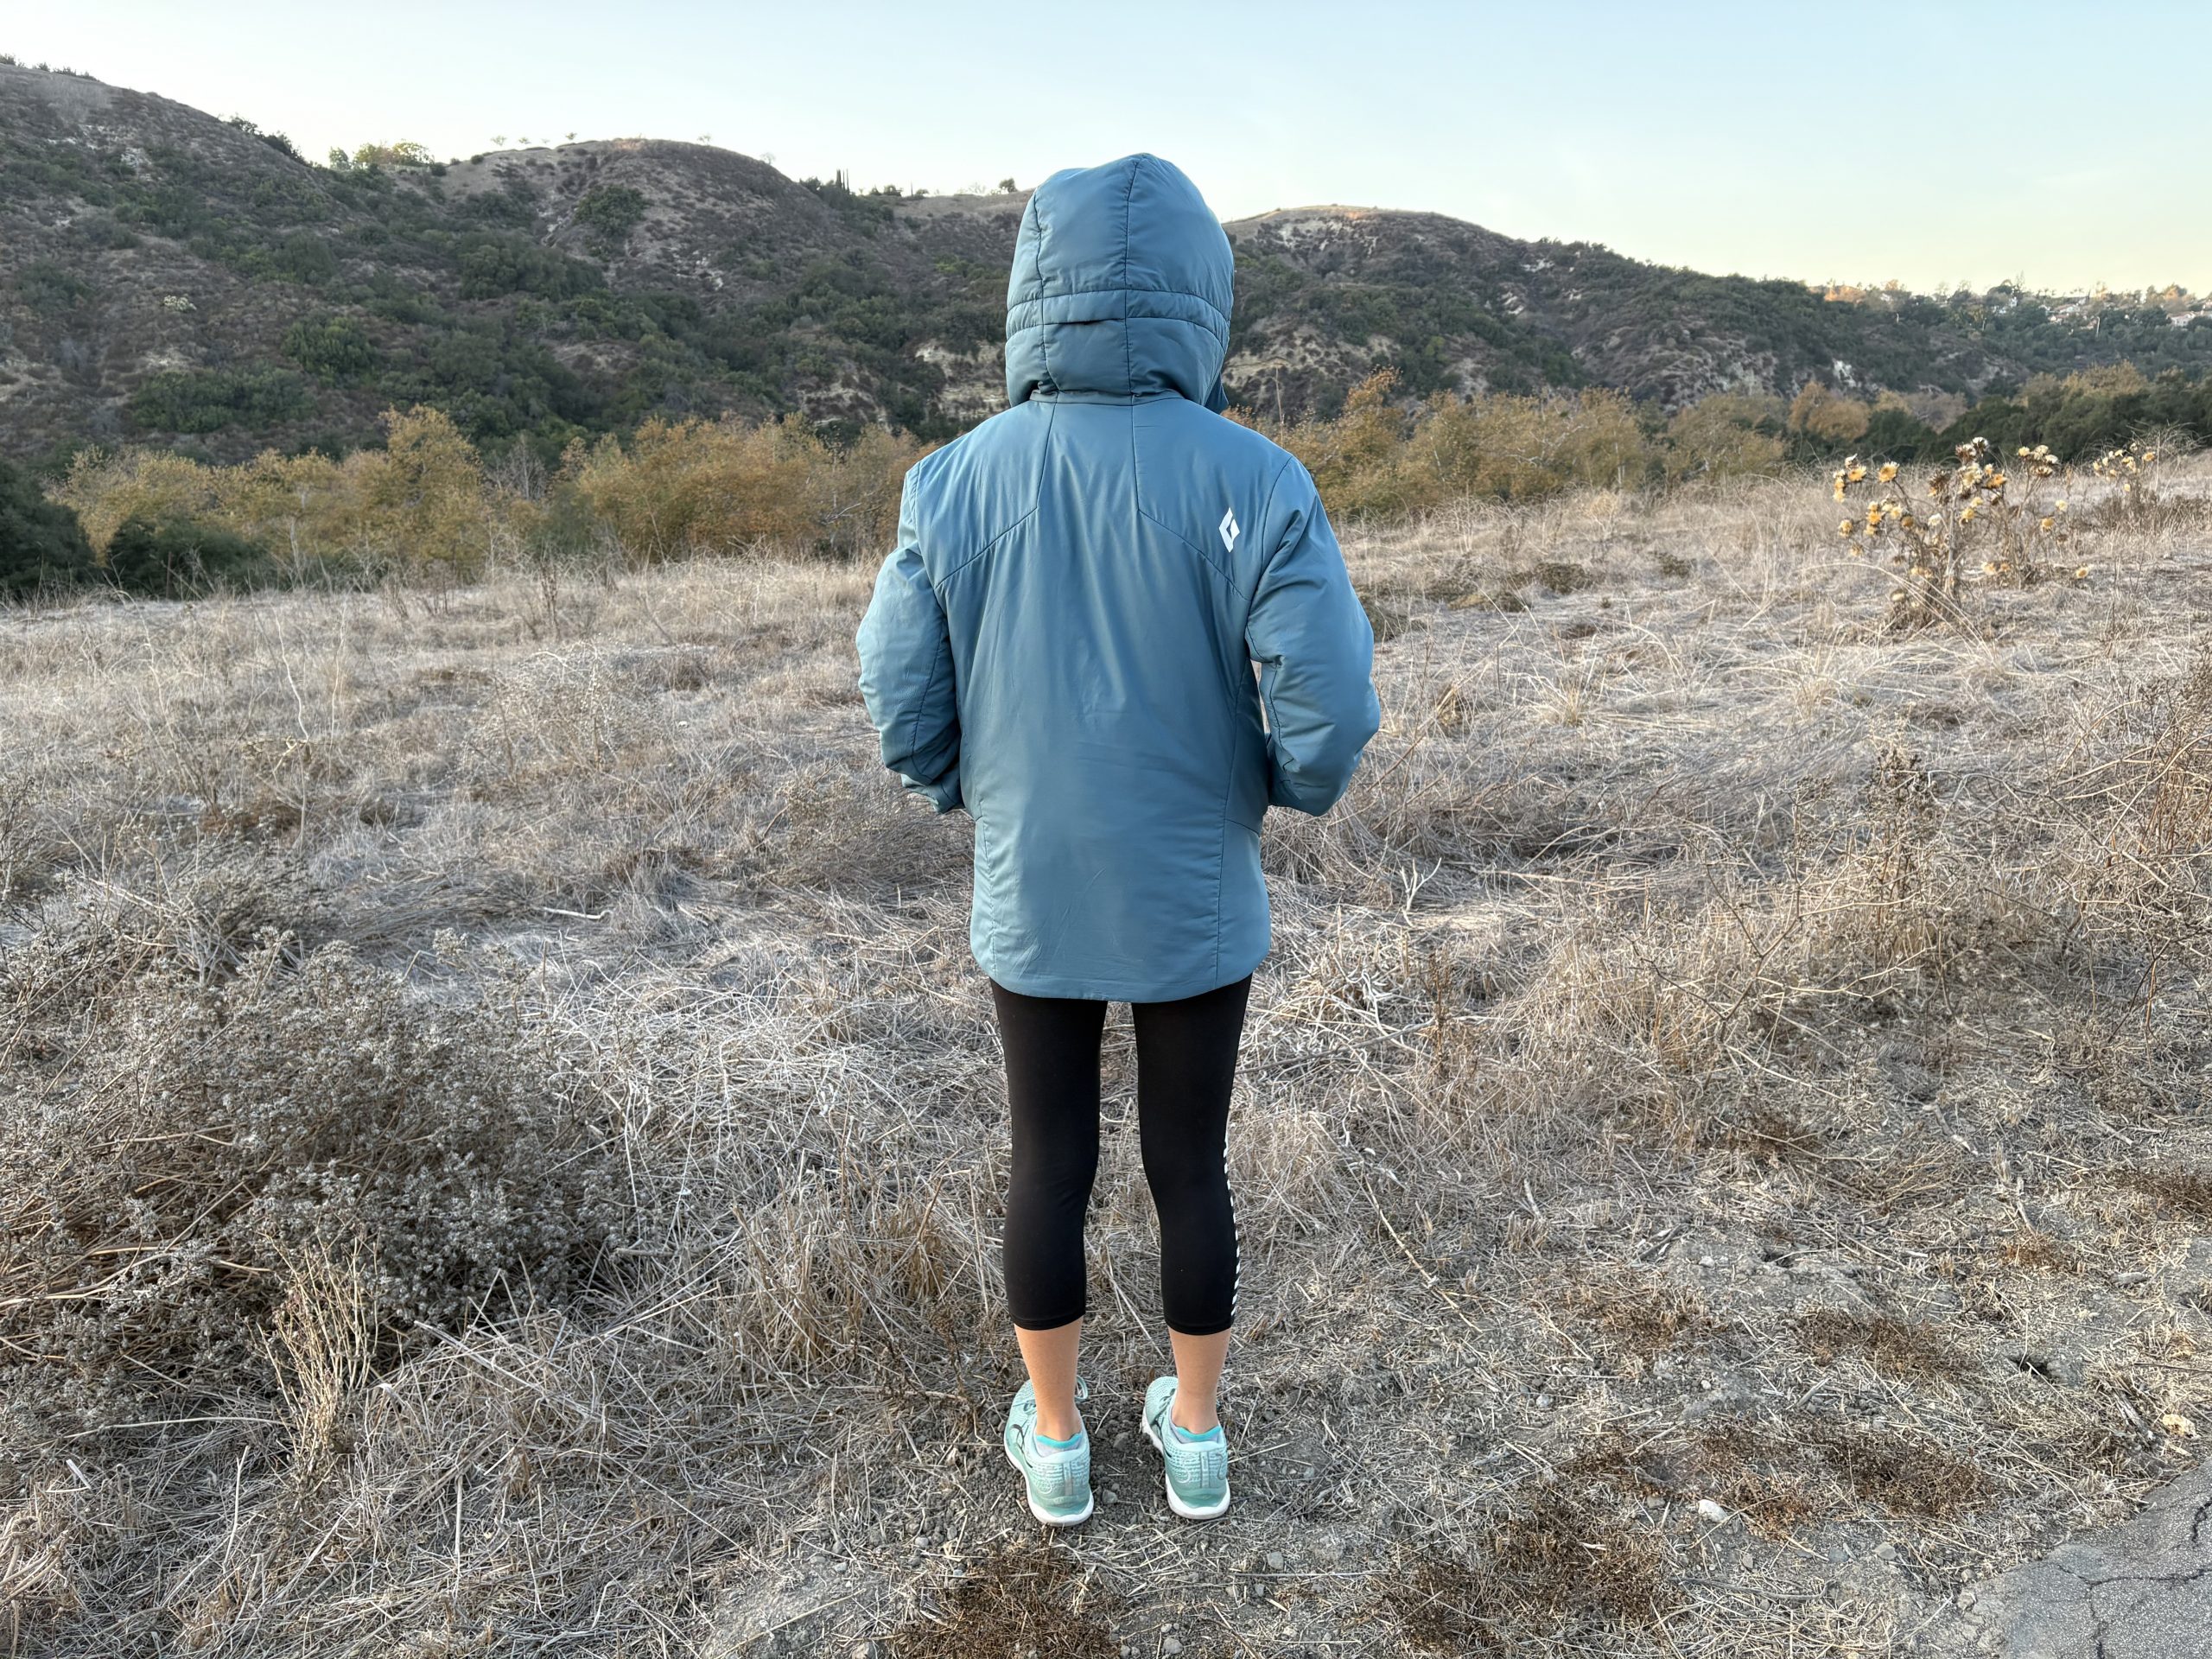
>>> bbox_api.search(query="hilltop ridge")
[3,59,2209,460]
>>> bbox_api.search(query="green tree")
[0,454,95,600]
[572,185,647,256]
[282,315,381,384]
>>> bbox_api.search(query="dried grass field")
[3,461,2210,1657]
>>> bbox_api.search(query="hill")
[4,58,2210,462]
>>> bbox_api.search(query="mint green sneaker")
[1141,1376,1230,1520]
[1003,1376,1092,1527]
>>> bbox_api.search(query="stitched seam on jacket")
[1136,504,1249,604]
[936,502,1039,594]
[1035,191,1054,392]
[1255,453,1299,559]
[1121,161,1139,397]
[905,616,950,777]
[925,401,1055,586]
[1214,722,1234,979]
[1007,287,1228,329]
[1249,454,1306,798]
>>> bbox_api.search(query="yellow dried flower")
[1878,461,1899,481]
[1839,519,1855,536]
[1847,465,1868,483]
[2039,516,2055,531]
[1961,505,1978,523]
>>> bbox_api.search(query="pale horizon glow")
[7,0,2207,297]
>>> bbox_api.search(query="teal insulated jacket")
[856,154,1381,1001]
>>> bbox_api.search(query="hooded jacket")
[856,154,1380,1001]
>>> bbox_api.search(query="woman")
[857,154,1379,1526]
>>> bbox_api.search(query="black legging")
[989,974,1251,1336]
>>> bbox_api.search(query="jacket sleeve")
[1243,464,1380,816]
[855,481,963,814]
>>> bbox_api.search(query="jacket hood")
[1004,154,1233,410]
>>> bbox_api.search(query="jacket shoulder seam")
[1135,501,1249,604]
[937,502,1039,593]
[1254,453,1301,567]
[920,405,1053,589]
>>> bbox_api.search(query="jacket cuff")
[907,769,964,814]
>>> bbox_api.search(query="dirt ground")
[3,462,2209,1656]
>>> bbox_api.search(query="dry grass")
[3,459,2210,1656]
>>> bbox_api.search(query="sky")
[8,0,2207,296]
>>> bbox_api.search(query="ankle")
[1169,1396,1218,1435]
[1034,1406,1084,1443]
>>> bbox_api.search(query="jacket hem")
[975,942,1267,1006]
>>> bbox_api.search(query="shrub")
[563,412,920,560]
[572,183,648,255]
[344,404,492,576]
[0,864,623,1444]
[1788,381,1872,445]
[103,513,274,597]
[127,365,315,435]
[342,139,435,169]
[73,212,139,250]
[54,445,227,552]
[1250,372,1662,517]
[2087,436,2171,530]
[1859,404,1940,462]
[1830,438,2076,630]
[14,258,92,314]
[457,232,601,301]
[282,314,381,384]
[273,230,339,284]
[0,453,95,599]
[1662,393,1787,480]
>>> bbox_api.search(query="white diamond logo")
[1218,507,1240,553]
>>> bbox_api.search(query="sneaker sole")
[1003,1438,1093,1527]
[1141,1412,1231,1520]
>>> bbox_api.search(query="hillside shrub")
[0,454,95,599]
[1660,393,1787,480]
[128,365,315,435]
[1935,363,2212,461]
[1788,382,1872,446]
[282,314,381,384]
[15,258,92,314]
[1858,404,1941,462]
[345,404,493,577]
[1244,372,1666,517]
[55,446,228,552]
[573,183,648,255]
[563,413,920,560]
[104,513,274,597]
[457,232,601,301]
[59,408,491,582]
[271,230,339,284]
